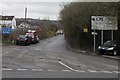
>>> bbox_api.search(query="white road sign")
[91,16,118,30]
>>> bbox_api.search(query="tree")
[60,2,119,50]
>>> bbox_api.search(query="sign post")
[91,16,117,51]
[101,30,103,44]
[91,31,97,52]
[111,30,113,40]
[93,30,96,52]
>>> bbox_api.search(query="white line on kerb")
[32,69,43,71]
[48,70,56,71]
[100,71,113,73]
[112,71,120,73]
[17,69,28,71]
[87,70,98,73]
[2,68,13,71]
[73,70,86,72]
[59,61,74,71]
[62,70,71,72]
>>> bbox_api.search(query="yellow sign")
[83,28,88,32]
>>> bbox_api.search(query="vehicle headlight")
[98,46,101,49]
[107,47,114,50]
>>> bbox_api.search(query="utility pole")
[24,7,27,30]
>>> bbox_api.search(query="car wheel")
[113,51,117,56]
[26,42,30,46]
[28,42,30,45]
[37,41,39,43]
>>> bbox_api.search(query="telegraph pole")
[24,7,27,30]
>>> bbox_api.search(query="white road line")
[48,69,56,72]
[74,70,86,72]
[59,61,74,71]
[62,70,71,72]
[87,70,99,73]
[32,69,43,71]
[112,71,120,73]
[17,69,28,71]
[100,71,113,73]
[2,68,13,71]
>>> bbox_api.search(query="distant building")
[17,21,37,29]
[16,18,38,30]
[0,16,16,29]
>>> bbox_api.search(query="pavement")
[2,35,119,78]
[68,44,120,60]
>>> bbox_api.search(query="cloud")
[0,0,71,2]
[1,2,68,20]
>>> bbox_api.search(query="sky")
[0,2,69,20]
[0,0,119,20]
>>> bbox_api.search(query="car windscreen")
[19,35,26,38]
[103,41,117,47]
[25,33,34,38]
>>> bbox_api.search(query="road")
[2,35,119,78]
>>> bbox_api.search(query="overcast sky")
[0,2,70,20]
[0,0,119,20]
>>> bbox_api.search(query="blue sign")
[2,27,12,34]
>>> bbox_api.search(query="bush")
[60,2,119,51]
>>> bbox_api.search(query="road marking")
[100,71,113,73]
[17,69,28,71]
[62,70,71,72]
[32,69,43,71]
[74,70,86,72]
[59,61,74,71]
[112,71,120,73]
[87,70,99,73]
[2,68,13,71]
[48,69,56,72]
[2,68,119,74]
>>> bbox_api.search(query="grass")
[2,40,13,45]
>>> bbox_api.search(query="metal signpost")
[91,16,118,52]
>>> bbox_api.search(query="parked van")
[25,30,39,44]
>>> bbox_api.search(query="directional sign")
[2,27,12,34]
[91,32,97,35]
[91,16,118,30]
[83,28,88,32]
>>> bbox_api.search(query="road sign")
[2,27,12,34]
[83,28,88,32]
[91,16,117,30]
[91,32,97,35]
